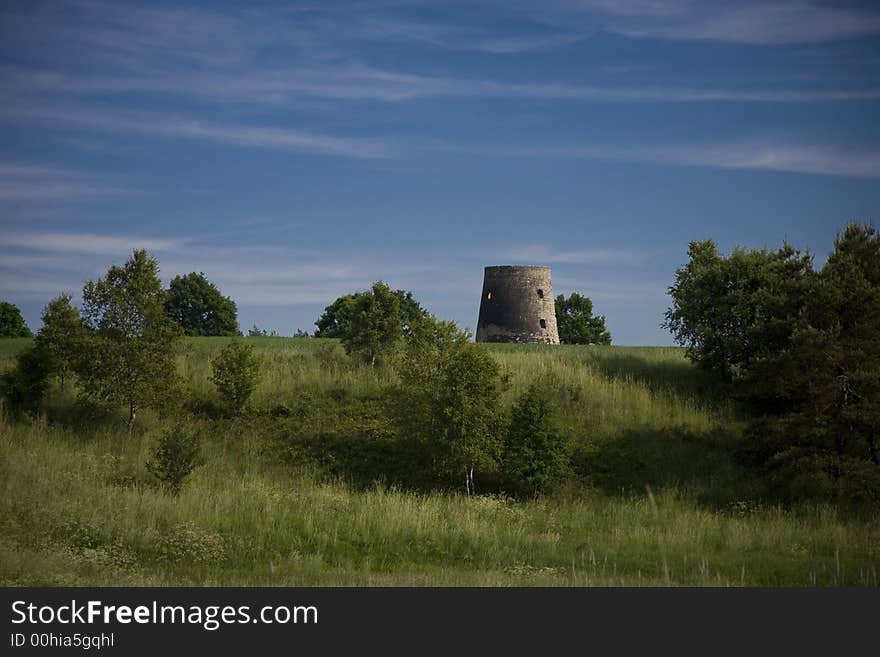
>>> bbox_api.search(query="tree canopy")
[165,272,238,336]
[554,293,611,345]
[0,301,32,338]
[394,317,505,494]
[314,287,427,339]
[34,294,87,385]
[340,281,403,366]
[78,249,180,432]
[665,224,880,502]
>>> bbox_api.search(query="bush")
[502,383,570,496]
[1,346,53,417]
[211,339,260,414]
[146,427,202,495]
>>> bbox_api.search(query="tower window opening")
[537,289,544,298]
[486,290,492,300]
[539,319,547,329]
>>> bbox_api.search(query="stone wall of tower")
[475,265,560,344]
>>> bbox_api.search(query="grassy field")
[1,337,878,586]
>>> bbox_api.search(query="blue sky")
[1,0,878,344]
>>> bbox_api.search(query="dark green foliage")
[146,426,201,495]
[340,281,404,366]
[33,294,87,386]
[0,301,31,337]
[742,224,880,503]
[666,223,880,504]
[664,240,814,382]
[314,287,427,339]
[394,317,505,494]
[1,346,53,417]
[554,293,611,345]
[211,339,260,414]
[503,383,570,496]
[77,249,180,433]
[165,272,238,336]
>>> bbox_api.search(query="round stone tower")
[476,265,560,344]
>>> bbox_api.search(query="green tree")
[394,317,505,494]
[211,339,260,414]
[503,383,570,496]
[77,249,180,434]
[341,281,404,366]
[315,288,427,339]
[165,272,238,336]
[146,426,201,495]
[663,240,814,382]
[1,346,53,417]
[33,294,86,386]
[0,301,31,337]
[554,293,611,345]
[745,224,880,502]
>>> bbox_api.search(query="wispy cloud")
[8,64,880,105]
[0,102,397,159]
[496,245,644,265]
[439,141,880,179]
[0,161,134,201]
[0,230,183,255]
[529,1,880,45]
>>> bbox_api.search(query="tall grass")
[1,337,877,586]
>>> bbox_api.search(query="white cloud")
[0,231,183,255]
[0,102,396,159]
[442,141,880,179]
[0,161,135,201]
[496,245,644,265]
[8,64,879,105]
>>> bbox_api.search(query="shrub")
[146,426,202,495]
[1,346,53,417]
[502,383,570,496]
[211,339,260,414]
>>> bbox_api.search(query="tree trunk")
[128,401,136,437]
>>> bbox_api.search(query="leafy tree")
[394,317,505,494]
[315,288,427,339]
[292,328,311,338]
[503,383,570,496]
[34,294,86,386]
[664,240,814,382]
[341,281,403,366]
[1,346,53,417]
[165,272,238,336]
[211,339,260,414]
[77,249,180,434]
[554,293,611,345]
[0,301,31,337]
[146,426,201,495]
[744,224,880,502]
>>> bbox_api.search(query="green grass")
[1,337,878,586]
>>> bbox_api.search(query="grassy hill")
[1,337,878,586]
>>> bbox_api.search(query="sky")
[1,0,878,345]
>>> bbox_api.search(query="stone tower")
[475,265,560,344]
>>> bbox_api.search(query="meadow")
[1,337,878,586]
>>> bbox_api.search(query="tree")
[394,316,505,494]
[146,426,201,495]
[77,249,180,434]
[1,346,53,417]
[503,383,570,496]
[341,281,403,366]
[744,224,880,501]
[554,293,611,345]
[0,301,31,337]
[165,272,238,336]
[663,240,814,382]
[314,288,428,339]
[33,294,86,386]
[211,339,260,414]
